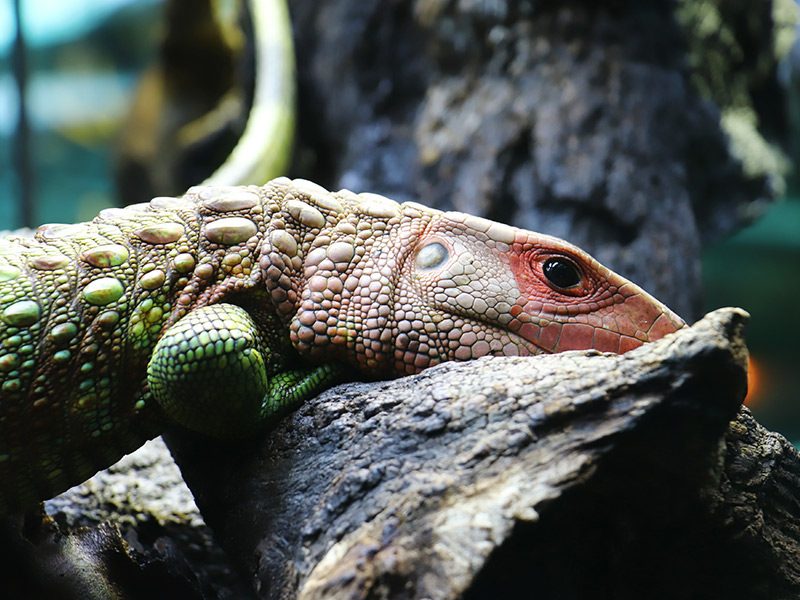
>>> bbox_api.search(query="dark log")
[0,438,254,599]
[163,308,800,599]
[10,308,799,598]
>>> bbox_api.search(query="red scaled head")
[288,192,685,377]
[382,208,685,373]
[506,229,685,354]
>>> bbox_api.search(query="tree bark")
[289,0,791,320]
[165,308,800,599]
[12,309,800,598]
[116,2,790,318]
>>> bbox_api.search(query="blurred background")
[0,0,798,439]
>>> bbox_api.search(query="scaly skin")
[0,178,684,512]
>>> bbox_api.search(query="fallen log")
[164,307,798,599]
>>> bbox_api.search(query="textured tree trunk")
[168,309,800,599]
[288,0,789,320]
[10,311,800,599]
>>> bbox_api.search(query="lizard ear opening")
[415,241,449,270]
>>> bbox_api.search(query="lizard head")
[283,191,685,378]
[396,210,686,371]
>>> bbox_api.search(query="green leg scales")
[147,303,341,439]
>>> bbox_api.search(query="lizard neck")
[257,180,435,377]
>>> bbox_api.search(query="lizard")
[0,177,685,513]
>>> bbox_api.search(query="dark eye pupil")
[543,258,581,289]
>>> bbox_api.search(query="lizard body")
[0,178,684,512]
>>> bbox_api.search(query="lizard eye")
[542,257,582,290]
[415,242,449,270]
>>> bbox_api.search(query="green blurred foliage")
[1,1,162,229]
[703,198,800,439]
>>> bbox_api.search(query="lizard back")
[0,182,287,511]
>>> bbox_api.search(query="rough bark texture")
[0,439,254,599]
[7,309,800,598]
[289,0,790,320]
[162,308,800,599]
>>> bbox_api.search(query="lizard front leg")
[146,303,342,439]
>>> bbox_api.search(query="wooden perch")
[165,307,799,599]
[4,307,798,598]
